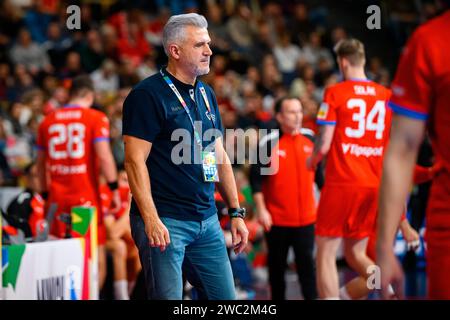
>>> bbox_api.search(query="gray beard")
[193,65,210,77]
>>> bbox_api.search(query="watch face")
[229,208,245,218]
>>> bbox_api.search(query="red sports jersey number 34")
[317,80,392,187]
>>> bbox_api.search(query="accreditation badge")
[201,151,219,182]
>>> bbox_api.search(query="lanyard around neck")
[160,69,216,145]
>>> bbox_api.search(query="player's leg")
[125,235,141,295]
[339,187,378,298]
[315,185,348,299]
[343,237,374,280]
[316,235,342,299]
[340,228,377,300]
[98,244,107,290]
[126,247,142,296]
[106,238,130,300]
[340,277,368,300]
[339,238,374,300]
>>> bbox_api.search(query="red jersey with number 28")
[317,80,392,187]
[37,105,110,201]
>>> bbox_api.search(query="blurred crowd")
[0,0,444,299]
[0,0,443,185]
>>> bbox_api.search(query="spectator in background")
[43,21,73,71]
[23,0,53,44]
[118,57,140,88]
[0,62,14,104]
[91,59,120,96]
[261,2,284,46]
[386,0,420,51]
[290,3,315,46]
[0,0,24,49]
[0,118,12,183]
[289,61,313,100]
[4,101,30,137]
[21,88,45,120]
[9,65,36,102]
[154,0,199,16]
[206,3,231,54]
[59,51,84,80]
[314,57,334,87]
[330,26,348,49]
[136,54,157,81]
[9,28,53,76]
[299,96,319,134]
[241,66,264,102]
[226,3,257,55]
[367,57,389,83]
[42,86,68,115]
[2,102,33,174]
[40,74,59,95]
[260,54,282,97]
[79,2,99,33]
[106,87,130,167]
[117,22,151,68]
[302,31,334,70]
[144,8,170,48]
[78,29,105,73]
[273,33,303,87]
[237,91,277,130]
[250,21,275,64]
[101,24,120,63]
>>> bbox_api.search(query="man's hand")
[306,156,316,171]
[144,217,171,252]
[257,207,272,232]
[110,189,122,215]
[399,219,420,251]
[430,161,444,178]
[377,246,404,299]
[230,218,249,255]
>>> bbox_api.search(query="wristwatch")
[228,207,246,219]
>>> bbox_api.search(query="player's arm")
[94,140,121,212]
[307,124,335,170]
[377,116,425,247]
[123,135,170,250]
[215,136,248,254]
[94,140,118,187]
[376,114,425,298]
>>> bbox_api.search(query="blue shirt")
[122,68,224,221]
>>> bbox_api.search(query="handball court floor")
[103,254,427,300]
[253,264,427,300]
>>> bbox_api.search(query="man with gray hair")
[122,13,248,300]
